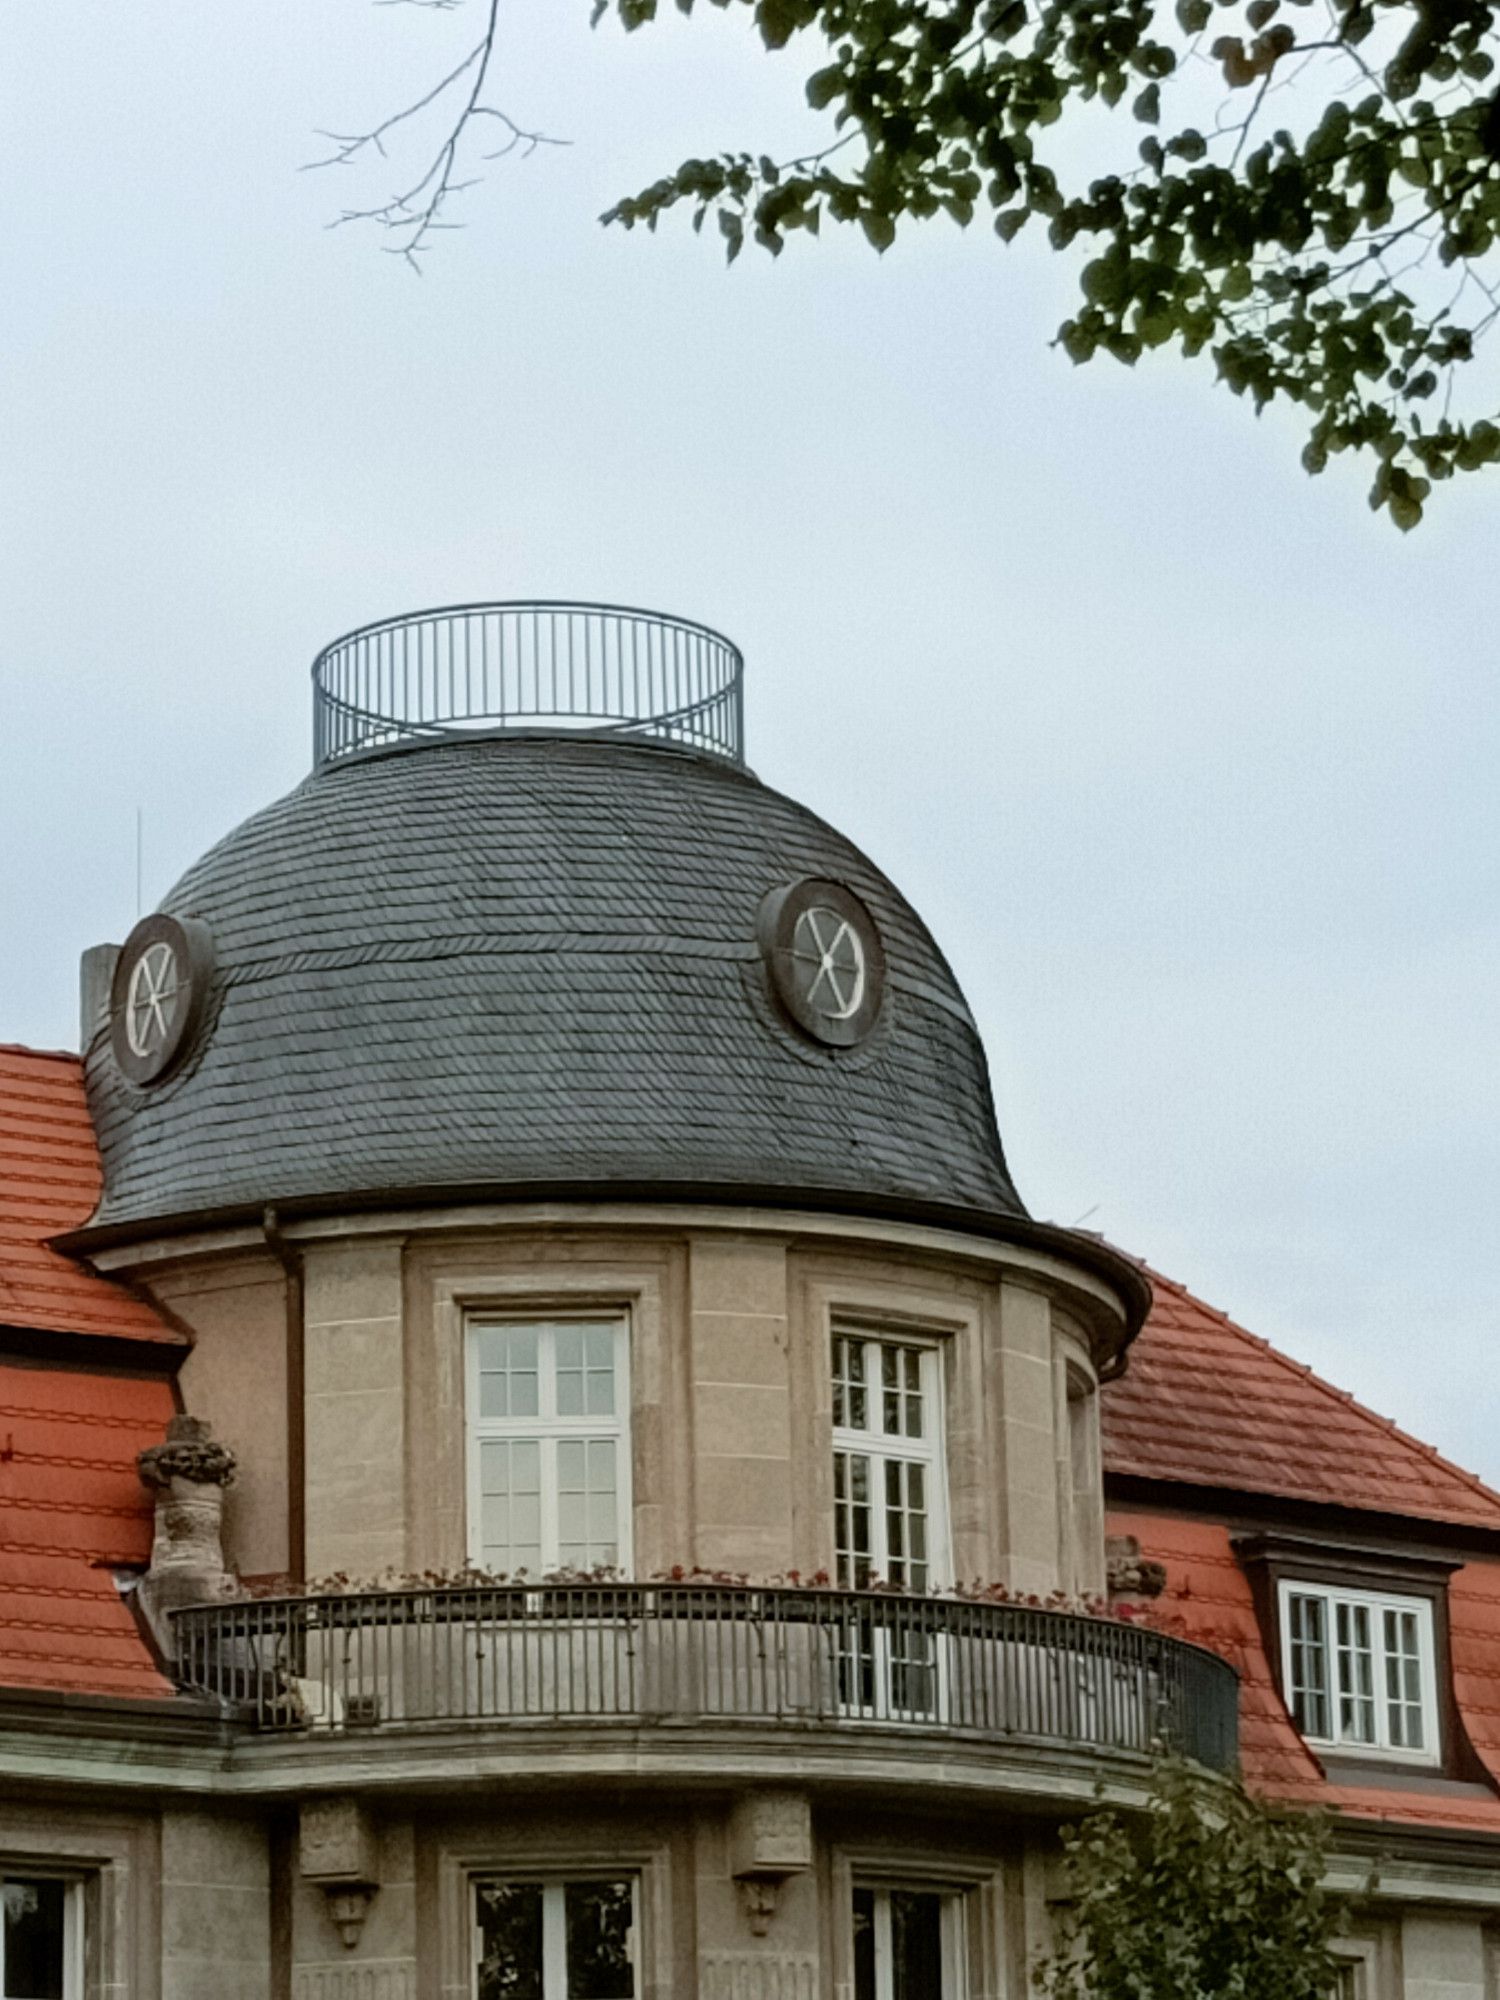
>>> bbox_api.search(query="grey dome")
[81,735,1029,1238]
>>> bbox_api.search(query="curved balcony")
[310,600,745,770]
[172,1583,1237,1781]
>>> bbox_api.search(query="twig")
[306,0,568,268]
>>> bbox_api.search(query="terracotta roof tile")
[1109,1507,1500,1835]
[0,1046,180,1343]
[1102,1261,1500,1530]
[0,1360,173,1697]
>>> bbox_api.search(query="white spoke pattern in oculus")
[125,942,180,1059]
[791,906,866,1020]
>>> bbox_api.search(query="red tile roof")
[0,1360,174,1697]
[1109,1506,1500,1834]
[0,1045,180,1698]
[1105,1263,1500,1834]
[1103,1261,1500,1530]
[0,1045,180,1344]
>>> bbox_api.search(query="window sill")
[1316,1754,1481,1793]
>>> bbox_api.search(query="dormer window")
[1278,1580,1439,1761]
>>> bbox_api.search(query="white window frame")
[831,1328,953,1723]
[1277,1579,1440,1764]
[1329,1942,1377,2000]
[471,1874,637,2000]
[853,1883,969,2000]
[831,1327,952,1591]
[466,1316,633,1576]
[0,1873,83,2000]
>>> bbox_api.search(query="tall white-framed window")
[852,1884,968,2000]
[473,1876,636,1999]
[832,1328,951,1719]
[831,1329,950,1592]
[1278,1580,1439,1761]
[1,1875,81,2000]
[467,1318,632,1576]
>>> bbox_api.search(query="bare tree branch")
[306,0,567,270]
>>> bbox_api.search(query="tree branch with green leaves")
[595,0,1500,526]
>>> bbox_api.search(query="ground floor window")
[853,1885,965,2000]
[1,1877,75,2000]
[474,1877,635,1999]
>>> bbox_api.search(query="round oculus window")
[109,913,215,1085]
[759,878,886,1048]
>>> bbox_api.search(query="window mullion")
[869,1447,890,1576]
[542,1882,567,2000]
[66,1883,82,2000]
[466,1336,482,1571]
[944,1894,968,2000]
[539,1436,560,1575]
[873,1890,895,2000]
[540,1322,558,1425]
[1370,1601,1389,1751]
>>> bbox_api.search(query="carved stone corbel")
[301,1799,380,1950]
[728,1791,813,1938]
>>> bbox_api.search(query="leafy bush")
[1038,1759,1346,2000]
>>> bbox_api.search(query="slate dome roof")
[80,731,1034,1239]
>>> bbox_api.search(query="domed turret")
[79,603,1032,1244]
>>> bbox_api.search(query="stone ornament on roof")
[137,1413,237,1490]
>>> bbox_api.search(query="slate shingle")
[83,737,1027,1236]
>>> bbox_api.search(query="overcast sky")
[3,2,1497,1483]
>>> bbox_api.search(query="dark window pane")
[891,1890,944,2000]
[475,1882,544,2000]
[566,1881,634,1999]
[853,1888,877,2000]
[3,1878,66,2000]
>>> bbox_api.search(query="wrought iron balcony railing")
[311,600,745,769]
[172,1583,1238,1773]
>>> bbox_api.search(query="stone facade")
[3,1198,1489,1996]
[0,1200,1132,1995]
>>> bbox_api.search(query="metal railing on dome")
[310,601,745,769]
[171,1582,1238,1770]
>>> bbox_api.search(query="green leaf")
[1081,245,1130,311]
[806,64,843,111]
[1133,83,1161,123]
[860,209,896,252]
